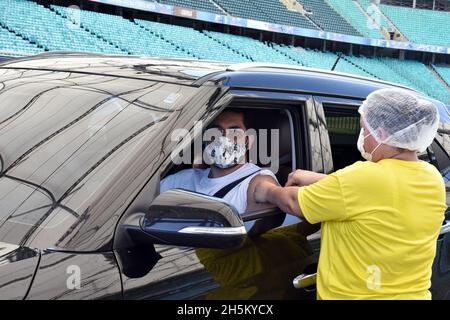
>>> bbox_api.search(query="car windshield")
[0,68,196,246]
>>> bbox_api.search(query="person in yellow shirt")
[254,88,447,300]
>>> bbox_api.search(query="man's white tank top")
[160,163,277,214]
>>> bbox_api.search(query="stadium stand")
[0,25,43,55]
[50,5,188,57]
[134,19,249,62]
[156,0,224,15]
[345,55,450,103]
[344,55,414,87]
[380,4,450,46]
[0,0,449,104]
[0,0,123,54]
[203,30,301,64]
[325,0,385,39]
[213,0,318,30]
[434,65,450,87]
[380,58,450,103]
[272,45,337,69]
[298,0,361,36]
[357,0,391,28]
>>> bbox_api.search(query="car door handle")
[293,272,316,290]
[440,220,450,236]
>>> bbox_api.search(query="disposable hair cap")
[359,88,439,152]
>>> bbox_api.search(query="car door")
[115,89,323,300]
[0,66,218,299]
[428,130,450,300]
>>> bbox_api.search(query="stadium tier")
[214,0,318,30]
[50,5,189,58]
[298,0,360,36]
[202,30,300,64]
[325,0,385,39]
[0,0,449,104]
[156,0,224,15]
[380,4,450,46]
[0,0,122,54]
[0,25,43,55]
[344,55,450,103]
[134,19,249,62]
[434,65,450,88]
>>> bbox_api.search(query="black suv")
[0,53,448,299]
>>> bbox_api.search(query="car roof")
[2,52,448,120]
[0,52,417,92]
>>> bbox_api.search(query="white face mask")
[204,136,247,169]
[357,128,381,162]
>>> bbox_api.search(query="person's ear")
[377,127,389,142]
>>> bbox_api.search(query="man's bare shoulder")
[248,172,279,192]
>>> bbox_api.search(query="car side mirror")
[124,189,246,249]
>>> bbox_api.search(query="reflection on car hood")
[0,67,197,247]
[0,53,229,84]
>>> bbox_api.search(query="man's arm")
[250,174,302,217]
[253,170,328,218]
[249,173,322,236]
[245,175,285,237]
[255,182,303,217]
[246,174,280,212]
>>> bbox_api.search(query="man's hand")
[285,169,328,187]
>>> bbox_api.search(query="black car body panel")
[25,250,122,300]
[0,53,448,299]
[0,244,39,299]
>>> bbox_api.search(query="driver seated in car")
[160,109,280,232]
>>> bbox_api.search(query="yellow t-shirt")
[298,159,447,300]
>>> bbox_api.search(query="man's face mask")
[357,128,382,162]
[203,128,247,169]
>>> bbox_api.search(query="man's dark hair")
[223,107,251,129]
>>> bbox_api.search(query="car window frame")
[157,90,312,226]
[313,96,364,172]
